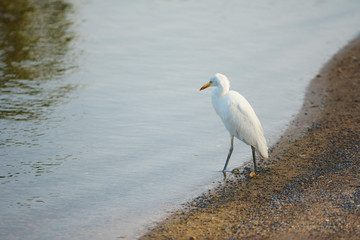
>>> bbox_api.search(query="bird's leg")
[251,146,257,173]
[222,137,234,172]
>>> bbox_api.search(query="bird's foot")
[250,171,257,178]
[256,167,269,173]
[222,171,227,179]
[250,167,269,178]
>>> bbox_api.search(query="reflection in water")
[0,0,79,181]
[0,0,77,120]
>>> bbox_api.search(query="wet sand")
[142,36,360,239]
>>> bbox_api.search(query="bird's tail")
[257,138,269,159]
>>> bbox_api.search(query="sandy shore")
[142,36,360,240]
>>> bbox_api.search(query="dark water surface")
[1,0,360,239]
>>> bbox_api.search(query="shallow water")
[1,0,360,239]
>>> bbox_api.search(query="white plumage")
[200,73,268,173]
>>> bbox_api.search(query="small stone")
[209,217,216,222]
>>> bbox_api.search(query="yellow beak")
[200,82,212,91]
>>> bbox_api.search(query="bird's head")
[200,73,229,91]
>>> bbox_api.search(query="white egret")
[200,73,268,174]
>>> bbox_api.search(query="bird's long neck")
[213,81,230,97]
[211,82,230,120]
